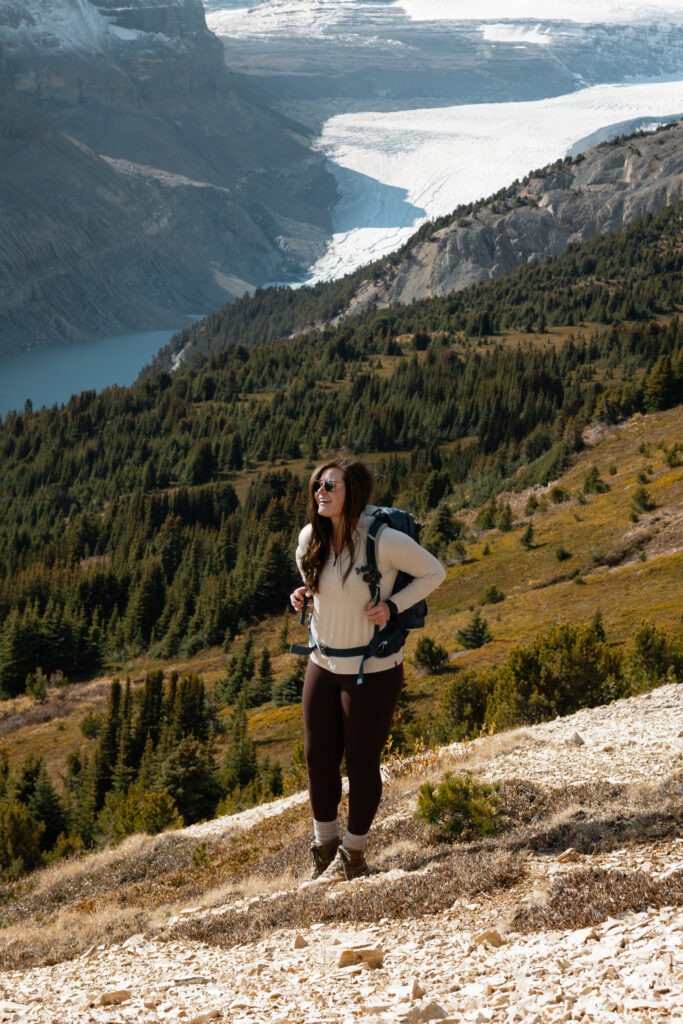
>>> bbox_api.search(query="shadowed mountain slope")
[0,1,335,354]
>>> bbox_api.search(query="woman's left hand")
[366,600,391,627]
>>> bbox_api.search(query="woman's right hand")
[290,586,311,614]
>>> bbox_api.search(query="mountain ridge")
[352,118,683,312]
[153,119,683,373]
[0,0,335,355]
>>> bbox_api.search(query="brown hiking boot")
[309,837,340,879]
[316,844,370,883]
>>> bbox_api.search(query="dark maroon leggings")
[302,660,404,836]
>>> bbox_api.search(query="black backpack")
[291,504,427,683]
[359,504,427,634]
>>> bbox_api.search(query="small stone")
[473,930,506,948]
[99,990,132,1006]
[412,980,426,999]
[188,1012,221,1024]
[293,934,308,949]
[338,949,362,968]
[566,731,585,746]
[415,1001,448,1022]
[557,848,581,863]
[359,947,384,968]
[174,977,212,986]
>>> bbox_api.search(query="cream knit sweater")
[295,509,446,676]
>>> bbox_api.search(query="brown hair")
[300,456,374,592]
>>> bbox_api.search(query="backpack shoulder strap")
[356,507,386,606]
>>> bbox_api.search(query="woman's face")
[313,467,346,522]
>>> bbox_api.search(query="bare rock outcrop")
[346,119,683,314]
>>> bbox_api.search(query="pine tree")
[28,764,67,852]
[95,679,123,808]
[0,749,9,801]
[158,736,220,825]
[222,693,258,793]
[67,754,99,847]
[132,669,165,763]
[284,737,307,794]
[277,611,291,653]
[495,502,513,532]
[457,609,493,650]
[248,648,274,707]
[219,631,255,704]
[272,658,306,707]
[125,559,166,643]
[13,754,43,805]
[261,757,284,798]
[0,802,43,880]
[644,354,675,411]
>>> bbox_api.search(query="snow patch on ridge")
[205,0,390,39]
[0,0,114,52]
[481,23,555,45]
[394,0,683,25]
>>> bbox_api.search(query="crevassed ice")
[307,78,683,283]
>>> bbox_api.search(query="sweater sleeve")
[295,524,312,582]
[378,527,445,613]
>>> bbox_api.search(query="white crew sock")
[313,819,339,845]
[342,829,368,852]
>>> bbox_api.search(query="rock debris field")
[2,683,682,1024]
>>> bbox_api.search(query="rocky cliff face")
[345,120,683,315]
[0,1,335,354]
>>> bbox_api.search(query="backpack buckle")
[361,570,382,586]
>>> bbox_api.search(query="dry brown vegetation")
[2,729,682,972]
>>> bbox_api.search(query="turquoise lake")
[0,329,177,419]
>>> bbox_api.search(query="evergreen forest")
[1,202,681,698]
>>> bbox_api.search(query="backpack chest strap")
[290,621,400,685]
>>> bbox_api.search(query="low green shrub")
[414,635,449,673]
[416,771,504,841]
[625,621,683,693]
[79,712,103,739]
[524,493,539,516]
[433,670,493,743]
[632,485,655,513]
[583,466,610,494]
[480,584,505,605]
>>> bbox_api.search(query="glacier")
[307,79,683,283]
[206,0,683,284]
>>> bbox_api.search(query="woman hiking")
[290,456,445,881]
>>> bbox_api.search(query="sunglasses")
[312,479,344,493]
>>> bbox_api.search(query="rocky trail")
[2,684,682,1023]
